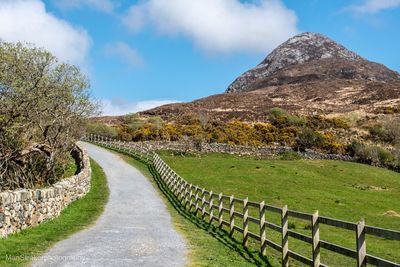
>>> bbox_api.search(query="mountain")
[226,32,400,93]
[141,32,400,121]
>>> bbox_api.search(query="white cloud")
[0,0,91,65]
[122,0,298,54]
[53,0,115,13]
[104,42,145,68]
[101,98,180,116]
[348,0,400,14]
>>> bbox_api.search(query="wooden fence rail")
[87,134,400,267]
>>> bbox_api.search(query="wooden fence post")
[218,193,223,228]
[184,183,190,207]
[229,195,235,236]
[201,188,206,219]
[243,197,249,247]
[260,201,267,256]
[162,168,169,183]
[188,184,194,211]
[281,205,289,267]
[173,175,179,196]
[174,176,180,197]
[164,169,171,186]
[158,163,164,177]
[163,165,170,181]
[356,219,366,267]
[312,211,320,267]
[209,191,214,223]
[179,180,184,200]
[182,182,187,205]
[179,180,186,202]
[195,190,200,216]
[175,178,181,198]
[166,170,173,186]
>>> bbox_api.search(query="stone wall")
[0,143,91,238]
[126,140,353,161]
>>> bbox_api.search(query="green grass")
[158,151,400,266]
[108,148,279,267]
[63,154,79,178]
[0,159,109,267]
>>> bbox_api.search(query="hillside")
[141,32,400,122]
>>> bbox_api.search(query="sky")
[0,0,399,115]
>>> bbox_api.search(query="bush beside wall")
[0,143,91,238]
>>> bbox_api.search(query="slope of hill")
[142,32,400,122]
[226,32,400,93]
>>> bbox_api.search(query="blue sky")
[0,0,399,115]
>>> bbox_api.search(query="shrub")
[287,115,307,127]
[87,123,118,138]
[253,123,278,144]
[307,116,349,130]
[127,120,145,132]
[348,141,363,157]
[280,151,302,160]
[355,145,379,165]
[394,144,400,168]
[369,119,400,145]
[0,41,97,190]
[268,107,287,125]
[296,128,325,151]
[351,144,395,166]
[118,132,132,141]
[376,147,394,166]
[269,107,287,119]
[384,119,400,145]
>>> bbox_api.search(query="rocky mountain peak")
[226,32,399,93]
[258,32,361,70]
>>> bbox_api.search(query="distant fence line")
[87,134,400,267]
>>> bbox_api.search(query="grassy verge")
[111,149,279,267]
[0,159,109,267]
[158,151,400,266]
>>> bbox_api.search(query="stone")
[0,144,91,238]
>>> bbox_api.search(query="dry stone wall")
[128,140,353,161]
[0,143,91,238]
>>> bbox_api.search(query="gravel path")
[31,142,187,267]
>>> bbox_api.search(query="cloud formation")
[348,0,400,14]
[0,0,91,65]
[122,0,298,54]
[101,99,180,116]
[104,42,145,68]
[53,0,115,13]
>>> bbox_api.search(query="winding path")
[32,142,187,267]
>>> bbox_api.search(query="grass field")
[158,151,400,266]
[112,149,280,267]
[0,159,109,267]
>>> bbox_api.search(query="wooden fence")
[87,134,400,267]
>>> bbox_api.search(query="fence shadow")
[88,139,400,267]
[144,158,272,266]
[103,144,272,267]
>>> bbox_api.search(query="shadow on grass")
[98,143,273,267]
